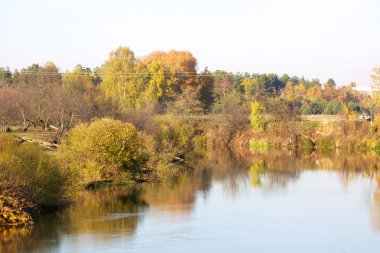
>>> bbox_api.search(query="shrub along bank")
[0,135,69,226]
[245,119,380,153]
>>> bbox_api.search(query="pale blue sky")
[1,0,379,88]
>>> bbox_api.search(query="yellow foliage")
[250,101,265,133]
[58,118,145,185]
[0,134,69,213]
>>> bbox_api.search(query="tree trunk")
[1,117,5,132]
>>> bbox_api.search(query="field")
[300,115,346,122]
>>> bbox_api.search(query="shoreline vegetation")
[2,115,380,227]
[1,46,380,226]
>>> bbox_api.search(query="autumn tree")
[242,73,284,103]
[218,91,248,131]
[305,85,323,101]
[196,68,214,111]
[0,67,12,86]
[214,72,232,100]
[49,86,79,134]
[281,81,296,102]
[371,67,380,112]
[372,67,380,87]
[100,47,136,107]
[42,64,117,134]
[322,78,337,101]
[138,61,175,106]
[63,65,95,94]
[13,62,61,86]
[141,50,197,73]
[294,82,306,99]
[12,62,61,131]
[250,101,265,133]
[140,50,198,95]
[101,47,186,110]
[0,87,17,131]
[242,75,260,101]
[169,86,204,116]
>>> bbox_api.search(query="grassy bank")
[244,119,380,153]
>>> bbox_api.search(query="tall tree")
[196,68,214,111]
[322,78,337,101]
[0,87,17,131]
[371,67,380,90]
[370,67,380,110]
[281,81,296,102]
[326,78,336,87]
[169,86,204,116]
[100,47,136,107]
[141,50,198,92]
[250,101,265,133]
[138,61,175,106]
[12,62,61,131]
[63,65,95,94]
[0,67,12,86]
[214,72,232,99]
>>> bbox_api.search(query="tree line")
[0,46,377,133]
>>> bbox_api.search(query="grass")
[12,130,56,143]
[300,115,345,122]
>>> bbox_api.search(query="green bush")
[155,115,202,152]
[300,100,325,114]
[250,102,265,133]
[160,124,178,147]
[58,118,145,185]
[193,134,207,153]
[178,124,195,149]
[0,134,68,211]
[323,101,342,115]
[300,100,344,115]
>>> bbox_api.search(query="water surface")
[2,150,380,253]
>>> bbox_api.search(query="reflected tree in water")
[3,149,380,253]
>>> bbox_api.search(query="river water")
[2,150,380,253]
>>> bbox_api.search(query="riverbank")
[184,114,380,154]
[241,120,380,152]
[0,117,192,227]
[2,114,380,226]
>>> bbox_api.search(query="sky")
[1,0,379,88]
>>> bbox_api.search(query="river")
[1,150,380,253]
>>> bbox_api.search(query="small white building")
[354,87,372,96]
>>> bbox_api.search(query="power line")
[11,71,212,77]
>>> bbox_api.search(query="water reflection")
[60,188,147,236]
[0,166,214,253]
[244,150,380,189]
[370,175,380,231]
[0,188,148,253]
[2,149,380,253]
[141,167,212,214]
